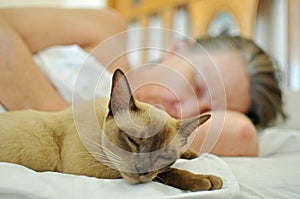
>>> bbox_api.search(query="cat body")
[0,69,222,191]
[0,98,120,178]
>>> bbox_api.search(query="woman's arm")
[0,7,130,72]
[0,8,125,53]
[189,110,258,156]
[0,8,129,111]
[0,15,69,111]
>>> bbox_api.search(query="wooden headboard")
[108,0,259,64]
[108,0,259,39]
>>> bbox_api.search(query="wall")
[255,0,288,87]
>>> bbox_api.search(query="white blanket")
[224,127,300,199]
[0,154,239,199]
[33,45,113,103]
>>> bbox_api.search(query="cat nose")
[135,165,149,176]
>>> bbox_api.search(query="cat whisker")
[73,150,117,164]
[86,138,122,161]
[76,151,120,170]
[92,147,122,164]
[91,152,121,165]
[83,138,125,169]
[88,151,122,167]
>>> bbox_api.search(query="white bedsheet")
[224,127,300,199]
[0,154,239,199]
[33,45,112,103]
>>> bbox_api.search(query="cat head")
[102,69,210,184]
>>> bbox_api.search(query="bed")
[1,0,300,198]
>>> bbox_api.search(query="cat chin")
[120,171,158,184]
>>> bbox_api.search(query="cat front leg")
[156,168,222,191]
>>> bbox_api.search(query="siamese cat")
[0,69,222,191]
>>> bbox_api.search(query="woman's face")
[194,50,251,114]
[131,48,251,119]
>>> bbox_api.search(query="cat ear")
[108,69,137,116]
[179,114,211,138]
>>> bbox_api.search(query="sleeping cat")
[0,69,222,191]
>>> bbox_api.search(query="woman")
[130,35,286,155]
[0,7,285,156]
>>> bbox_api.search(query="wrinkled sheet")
[224,127,300,199]
[0,154,239,199]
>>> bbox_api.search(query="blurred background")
[0,0,298,91]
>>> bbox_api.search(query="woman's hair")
[196,35,287,128]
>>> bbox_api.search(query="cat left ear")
[108,69,137,116]
[179,114,211,138]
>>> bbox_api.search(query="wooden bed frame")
[108,0,259,63]
[108,0,258,39]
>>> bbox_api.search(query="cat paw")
[180,150,198,159]
[189,175,223,191]
[157,168,222,192]
[208,175,223,190]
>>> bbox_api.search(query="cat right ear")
[179,114,211,138]
[108,69,137,116]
